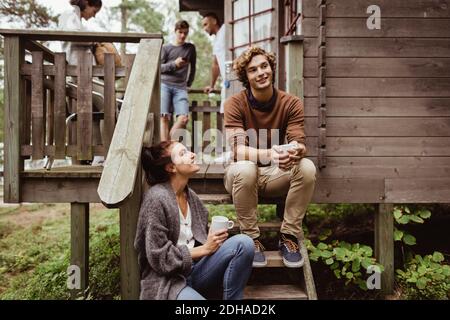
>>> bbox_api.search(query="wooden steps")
[199,193,284,205]
[244,284,307,300]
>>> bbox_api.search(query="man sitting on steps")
[223,47,317,268]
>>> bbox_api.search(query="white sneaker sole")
[252,260,268,268]
[282,256,305,268]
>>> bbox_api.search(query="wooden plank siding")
[299,0,450,205]
[302,0,450,18]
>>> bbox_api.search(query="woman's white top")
[177,203,195,249]
[58,5,94,65]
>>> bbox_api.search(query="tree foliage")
[111,0,165,34]
[0,0,58,28]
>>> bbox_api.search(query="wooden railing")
[0,29,161,203]
[186,89,223,154]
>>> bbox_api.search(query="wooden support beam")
[4,36,25,203]
[375,203,394,296]
[119,168,142,300]
[70,202,89,299]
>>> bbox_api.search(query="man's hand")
[203,85,215,93]
[288,142,307,163]
[271,146,292,171]
[175,56,188,69]
[271,142,307,171]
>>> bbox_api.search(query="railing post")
[375,203,394,295]
[3,36,25,203]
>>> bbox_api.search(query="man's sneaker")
[279,233,304,268]
[92,156,105,167]
[252,238,267,267]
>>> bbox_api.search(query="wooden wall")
[301,0,450,202]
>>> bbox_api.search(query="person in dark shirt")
[160,20,197,141]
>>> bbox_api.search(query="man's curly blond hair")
[233,47,276,89]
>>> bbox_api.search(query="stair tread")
[208,221,282,233]
[262,250,283,268]
[244,284,307,300]
[199,193,284,204]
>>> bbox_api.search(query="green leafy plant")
[393,206,431,246]
[396,252,450,300]
[306,239,383,290]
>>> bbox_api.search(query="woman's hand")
[203,229,228,255]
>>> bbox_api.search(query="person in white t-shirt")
[202,12,227,114]
[58,0,102,65]
[58,0,105,165]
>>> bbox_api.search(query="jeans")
[224,158,317,239]
[176,234,254,300]
[160,83,189,116]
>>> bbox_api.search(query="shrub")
[396,252,450,300]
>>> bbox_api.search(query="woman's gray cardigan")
[134,181,209,300]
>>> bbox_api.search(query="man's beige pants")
[224,158,317,240]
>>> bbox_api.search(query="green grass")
[0,204,121,300]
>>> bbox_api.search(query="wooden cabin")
[1,0,449,300]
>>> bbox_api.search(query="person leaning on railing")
[58,0,105,165]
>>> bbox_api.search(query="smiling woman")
[134,141,255,300]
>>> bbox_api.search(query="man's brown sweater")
[224,89,306,149]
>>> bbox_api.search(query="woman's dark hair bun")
[142,141,174,185]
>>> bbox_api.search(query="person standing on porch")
[160,20,197,141]
[202,12,227,115]
[223,47,317,268]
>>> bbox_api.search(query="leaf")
[404,207,411,214]
[352,258,361,273]
[334,248,346,259]
[321,250,333,259]
[346,272,354,280]
[432,274,445,281]
[418,266,427,275]
[397,215,410,224]
[361,246,373,257]
[403,234,416,246]
[416,277,428,290]
[325,258,334,265]
[361,258,372,269]
[317,242,328,250]
[334,269,341,279]
[409,215,424,224]
[330,262,339,270]
[394,229,404,241]
[418,210,431,219]
[432,252,444,263]
[318,229,332,241]
[393,209,403,220]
